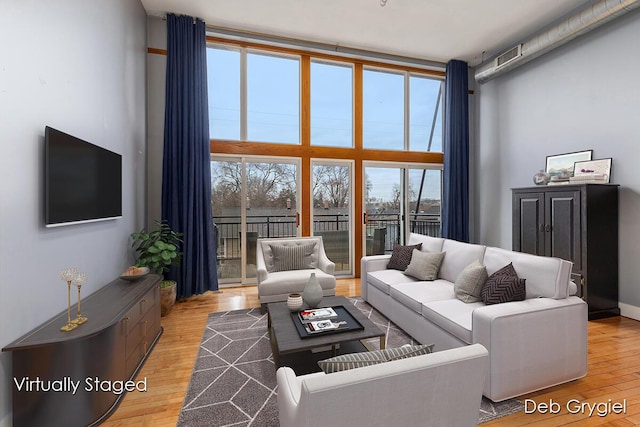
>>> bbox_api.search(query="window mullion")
[404,72,410,151]
[240,48,248,141]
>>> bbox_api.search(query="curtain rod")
[159,15,446,72]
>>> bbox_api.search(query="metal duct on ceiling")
[475,0,640,83]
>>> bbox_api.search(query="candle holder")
[71,272,88,325]
[60,268,79,332]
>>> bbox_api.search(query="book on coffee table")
[304,319,340,334]
[298,307,337,322]
[291,305,365,339]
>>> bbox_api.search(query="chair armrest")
[317,249,335,275]
[256,243,268,284]
[257,267,268,284]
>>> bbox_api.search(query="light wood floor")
[102,279,640,426]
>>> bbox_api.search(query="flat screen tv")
[45,126,122,227]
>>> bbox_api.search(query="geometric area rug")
[177,297,524,426]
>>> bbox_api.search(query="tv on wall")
[45,126,122,227]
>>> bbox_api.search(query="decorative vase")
[533,169,550,185]
[287,293,303,311]
[302,273,323,308]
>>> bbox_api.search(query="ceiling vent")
[475,0,640,83]
[495,44,522,69]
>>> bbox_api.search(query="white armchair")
[256,236,336,305]
[277,344,489,427]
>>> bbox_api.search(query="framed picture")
[545,150,593,178]
[574,158,612,183]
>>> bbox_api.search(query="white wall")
[147,16,167,225]
[0,1,147,425]
[474,9,640,314]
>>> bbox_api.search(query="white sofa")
[256,236,336,304]
[361,233,588,402]
[277,343,489,427]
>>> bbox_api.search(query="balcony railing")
[213,213,440,280]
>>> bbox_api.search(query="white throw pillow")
[269,242,317,272]
[454,260,488,303]
[403,249,445,281]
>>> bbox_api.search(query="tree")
[313,165,349,208]
[211,161,297,209]
[210,161,241,209]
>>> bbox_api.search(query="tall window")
[310,61,353,147]
[362,69,404,150]
[207,46,300,144]
[206,39,445,279]
[362,68,443,151]
[207,47,240,140]
[409,75,443,152]
[247,52,300,144]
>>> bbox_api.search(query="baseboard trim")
[619,302,640,321]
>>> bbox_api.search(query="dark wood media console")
[2,274,163,427]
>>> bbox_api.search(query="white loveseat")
[256,236,336,304]
[361,233,588,402]
[277,343,489,427]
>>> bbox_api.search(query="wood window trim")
[152,37,445,276]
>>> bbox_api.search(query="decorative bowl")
[120,266,150,281]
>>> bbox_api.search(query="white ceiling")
[140,0,593,67]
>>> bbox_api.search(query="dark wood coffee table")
[267,295,385,373]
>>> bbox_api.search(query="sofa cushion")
[258,269,335,296]
[270,242,317,272]
[439,240,486,282]
[387,243,422,271]
[317,344,435,374]
[390,281,456,313]
[403,249,445,281]
[368,269,418,295]
[408,233,445,253]
[421,299,484,344]
[454,260,488,303]
[483,246,572,299]
[481,263,526,305]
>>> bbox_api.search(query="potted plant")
[131,220,183,316]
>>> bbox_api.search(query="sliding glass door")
[311,160,353,275]
[363,165,405,255]
[363,163,442,256]
[211,156,300,285]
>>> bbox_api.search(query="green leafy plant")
[131,220,183,276]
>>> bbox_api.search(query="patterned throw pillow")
[454,260,488,303]
[481,263,526,305]
[386,243,423,271]
[318,344,435,374]
[403,249,445,281]
[269,242,317,272]
[385,343,435,361]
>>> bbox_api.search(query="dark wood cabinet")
[2,274,162,427]
[512,184,619,320]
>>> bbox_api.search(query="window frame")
[206,36,445,277]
